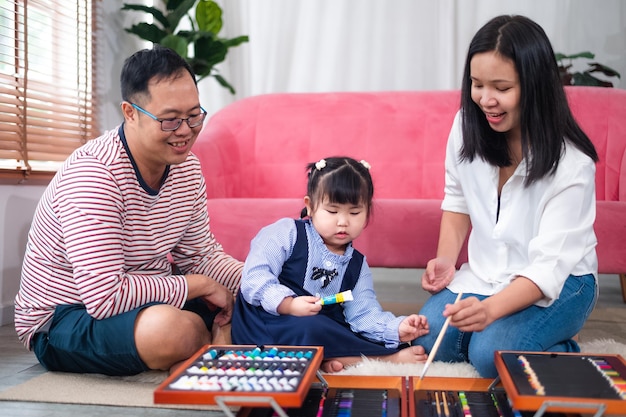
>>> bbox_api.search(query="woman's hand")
[444,296,493,332]
[277,295,322,316]
[422,257,456,294]
[445,277,543,332]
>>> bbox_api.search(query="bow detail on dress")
[311,267,338,288]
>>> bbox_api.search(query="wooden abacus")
[154,344,323,416]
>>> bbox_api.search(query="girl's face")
[304,196,368,255]
[470,51,522,141]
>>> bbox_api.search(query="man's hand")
[203,284,234,327]
[186,274,234,326]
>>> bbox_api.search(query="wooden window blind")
[0,0,100,182]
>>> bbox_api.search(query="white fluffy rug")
[119,338,626,383]
[334,338,626,378]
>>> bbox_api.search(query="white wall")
[0,186,47,324]
[1,0,625,325]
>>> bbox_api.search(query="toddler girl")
[232,156,429,372]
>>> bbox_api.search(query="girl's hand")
[445,296,493,332]
[398,314,429,341]
[277,295,322,316]
[422,257,455,294]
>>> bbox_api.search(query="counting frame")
[495,351,626,415]
[154,344,323,408]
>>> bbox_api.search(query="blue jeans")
[413,274,597,378]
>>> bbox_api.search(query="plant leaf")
[166,0,187,11]
[559,51,595,60]
[554,53,567,61]
[221,35,249,48]
[160,34,190,58]
[122,4,169,28]
[212,73,236,94]
[196,0,223,34]
[165,0,197,32]
[125,23,168,44]
[586,63,621,78]
[194,34,228,67]
[573,72,613,87]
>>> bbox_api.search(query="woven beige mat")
[0,370,227,411]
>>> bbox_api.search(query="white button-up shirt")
[443,112,598,307]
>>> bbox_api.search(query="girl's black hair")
[300,157,374,221]
[460,14,598,185]
[120,45,197,104]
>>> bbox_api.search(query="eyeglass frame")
[130,103,207,131]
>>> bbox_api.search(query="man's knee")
[135,305,210,369]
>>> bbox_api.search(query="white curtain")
[195,0,625,116]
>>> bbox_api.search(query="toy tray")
[154,344,323,407]
[495,351,626,414]
[237,375,407,417]
[410,377,511,417]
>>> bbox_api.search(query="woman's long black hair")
[459,15,598,185]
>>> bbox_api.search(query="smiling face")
[122,70,203,185]
[305,196,368,255]
[470,51,522,142]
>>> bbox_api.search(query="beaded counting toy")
[495,351,626,415]
[154,344,323,408]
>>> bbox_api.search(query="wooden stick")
[442,391,450,417]
[418,292,463,380]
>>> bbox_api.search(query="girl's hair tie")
[360,160,371,170]
[315,159,327,170]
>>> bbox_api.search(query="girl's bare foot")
[319,346,427,373]
[321,359,345,373]
[388,345,428,364]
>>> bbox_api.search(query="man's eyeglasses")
[131,103,207,131]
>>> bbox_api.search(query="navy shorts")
[32,299,220,376]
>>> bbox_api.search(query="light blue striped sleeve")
[240,218,299,315]
[342,260,405,348]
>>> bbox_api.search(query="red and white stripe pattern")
[15,127,243,349]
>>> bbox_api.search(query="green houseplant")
[122,0,248,94]
[555,51,621,87]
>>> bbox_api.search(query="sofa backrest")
[193,90,461,200]
[193,87,626,203]
[564,87,626,202]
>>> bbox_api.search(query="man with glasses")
[15,45,243,376]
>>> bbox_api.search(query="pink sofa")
[192,87,626,301]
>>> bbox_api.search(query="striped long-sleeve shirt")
[15,125,243,350]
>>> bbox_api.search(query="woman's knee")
[469,351,498,378]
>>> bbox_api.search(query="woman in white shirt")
[415,15,599,378]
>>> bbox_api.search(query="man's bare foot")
[169,360,186,375]
[388,345,428,364]
[321,360,345,373]
[211,323,232,345]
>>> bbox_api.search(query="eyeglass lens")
[161,113,207,131]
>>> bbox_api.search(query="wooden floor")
[1,268,624,416]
